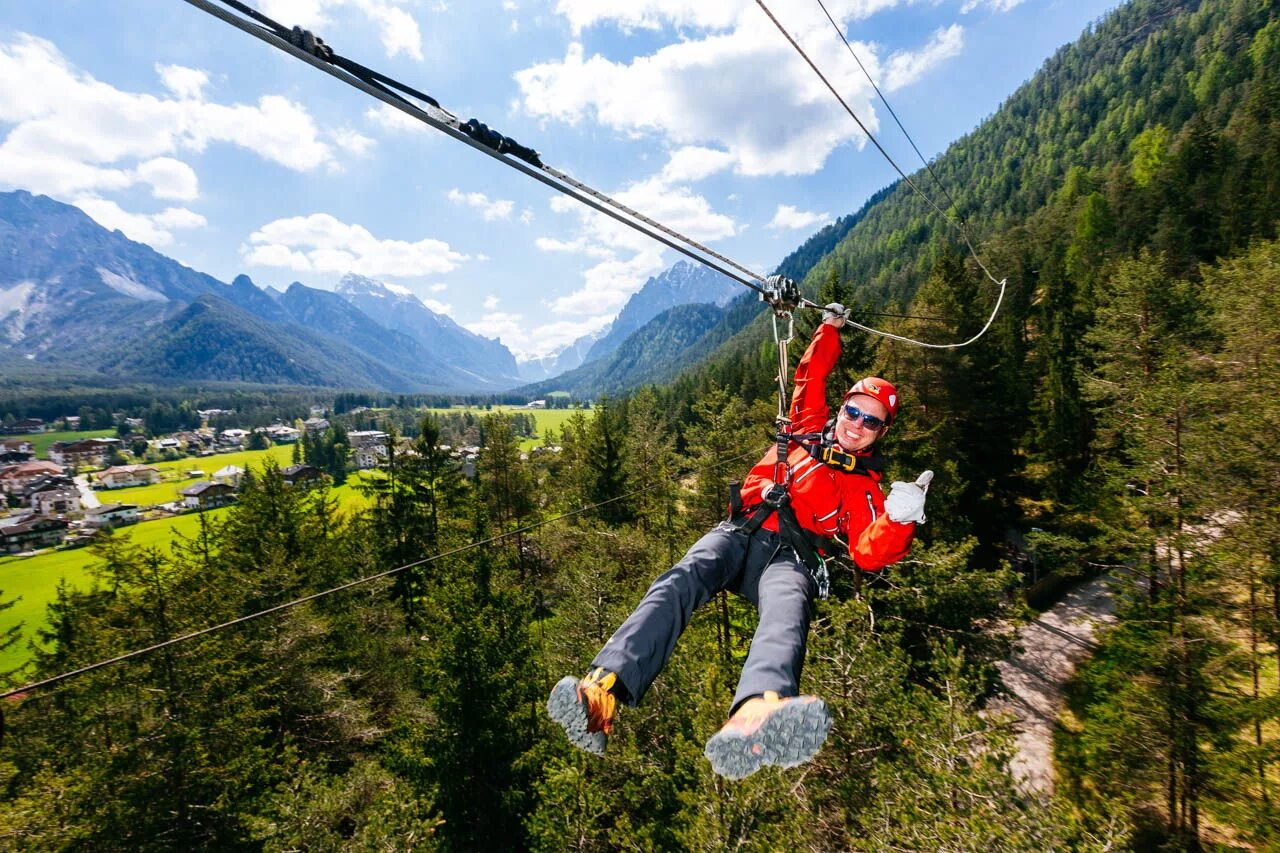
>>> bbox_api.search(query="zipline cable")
[0,449,758,703]
[180,0,984,336]
[811,0,962,218]
[184,0,779,301]
[754,0,1009,349]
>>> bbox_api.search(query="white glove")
[884,470,933,524]
[822,302,847,328]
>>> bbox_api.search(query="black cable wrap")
[460,119,542,167]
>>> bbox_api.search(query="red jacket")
[738,323,915,571]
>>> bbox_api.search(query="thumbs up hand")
[884,470,933,524]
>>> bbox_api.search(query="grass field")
[94,445,295,508]
[0,508,232,673]
[426,405,581,449]
[25,429,117,458]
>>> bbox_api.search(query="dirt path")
[989,576,1118,795]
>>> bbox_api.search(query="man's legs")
[732,548,816,711]
[591,522,750,704]
[704,544,830,779]
[548,522,755,755]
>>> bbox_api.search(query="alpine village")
[1,0,1279,849]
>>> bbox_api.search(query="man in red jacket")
[548,304,932,779]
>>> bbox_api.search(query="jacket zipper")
[865,492,877,523]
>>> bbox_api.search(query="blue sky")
[1,0,1119,360]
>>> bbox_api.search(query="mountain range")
[0,192,517,391]
[0,190,775,395]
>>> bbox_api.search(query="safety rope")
[0,449,757,703]
[811,0,962,218]
[755,0,1009,350]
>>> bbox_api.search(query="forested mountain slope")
[672,0,1280,402]
[2,0,1278,848]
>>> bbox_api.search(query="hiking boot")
[704,691,832,780]
[547,667,619,755]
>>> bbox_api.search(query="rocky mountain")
[335,274,521,386]
[515,329,606,382]
[0,191,522,392]
[519,303,728,397]
[581,261,738,365]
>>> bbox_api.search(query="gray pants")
[592,522,817,714]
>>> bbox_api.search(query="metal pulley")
[760,274,802,315]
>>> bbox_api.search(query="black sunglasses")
[842,403,887,431]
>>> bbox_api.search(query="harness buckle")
[762,483,789,508]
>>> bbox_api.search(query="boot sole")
[547,676,607,755]
[704,697,832,780]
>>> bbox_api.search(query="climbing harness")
[720,274,837,599]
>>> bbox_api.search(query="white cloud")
[659,146,735,183]
[244,213,468,278]
[446,188,516,221]
[536,155,739,315]
[465,310,614,360]
[155,64,208,100]
[883,25,964,91]
[331,127,376,156]
[517,2,964,177]
[0,34,339,210]
[423,298,453,315]
[152,207,209,229]
[767,203,831,230]
[258,0,424,60]
[427,282,448,293]
[483,295,500,310]
[73,197,205,247]
[553,0,742,33]
[961,0,1025,12]
[134,157,199,201]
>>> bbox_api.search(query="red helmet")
[844,377,899,425]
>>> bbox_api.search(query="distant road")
[74,475,100,509]
[990,576,1117,795]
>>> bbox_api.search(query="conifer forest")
[2,0,1280,848]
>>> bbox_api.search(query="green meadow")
[426,405,580,449]
[0,508,231,673]
[93,445,295,508]
[25,429,117,458]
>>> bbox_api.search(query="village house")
[180,481,236,510]
[0,460,65,495]
[263,424,300,443]
[212,464,244,488]
[0,449,35,466]
[303,417,330,433]
[48,438,120,469]
[282,464,324,487]
[2,418,45,434]
[0,514,68,553]
[62,415,81,430]
[24,477,81,516]
[95,464,161,489]
[0,439,34,455]
[348,430,389,470]
[217,428,250,447]
[83,503,139,529]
